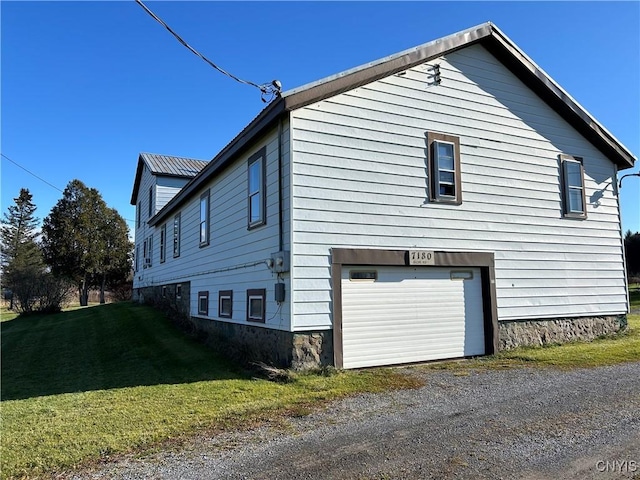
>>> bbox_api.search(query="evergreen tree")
[42,180,131,305]
[0,188,45,310]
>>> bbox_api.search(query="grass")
[1,302,421,479]
[426,290,640,372]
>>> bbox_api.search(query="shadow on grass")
[1,302,247,401]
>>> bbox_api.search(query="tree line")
[1,180,132,313]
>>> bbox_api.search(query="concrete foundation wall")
[193,316,332,370]
[498,315,626,350]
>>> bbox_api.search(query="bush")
[9,269,73,314]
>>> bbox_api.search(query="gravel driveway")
[73,362,639,479]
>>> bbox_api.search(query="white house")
[131,23,636,370]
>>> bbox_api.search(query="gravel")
[70,362,640,480]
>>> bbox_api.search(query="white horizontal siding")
[136,122,293,331]
[290,44,626,329]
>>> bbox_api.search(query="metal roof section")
[147,22,636,225]
[140,152,208,177]
[130,153,208,205]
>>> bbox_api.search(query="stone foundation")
[499,315,626,350]
[134,283,191,319]
[193,316,333,370]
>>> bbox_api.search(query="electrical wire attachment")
[134,0,281,102]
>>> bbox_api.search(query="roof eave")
[482,25,636,170]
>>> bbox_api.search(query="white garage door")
[341,266,485,369]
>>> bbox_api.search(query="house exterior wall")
[134,122,293,332]
[289,44,627,332]
[156,176,191,212]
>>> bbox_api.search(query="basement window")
[198,291,209,316]
[219,290,233,318]
[246,288,266,323]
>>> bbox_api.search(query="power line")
[1,152,137,225]
[1,153,63,193]
[134,0,282,103]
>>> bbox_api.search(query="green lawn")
[1,302,420,479]
[3,295,639,479]
[427,290,640,372]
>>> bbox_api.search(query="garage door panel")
[341,265,485,369]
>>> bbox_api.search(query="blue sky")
[2,1,639,235]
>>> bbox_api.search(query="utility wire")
[134,0,282,102]
[1,153,63,193]
[1,152,137,225]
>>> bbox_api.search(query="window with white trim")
[246,288,266,322]
[135,245,139,271]
[427,132,462,204]
[219,290,233,318]
[160,224,166,263]
[247,148,266,229]
[560,154,587,218]
[198,291,209,316]
[173,213,181,258]
[200,190,210,246]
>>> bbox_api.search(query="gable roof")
[130,153,208,204]
[148,22,636,226]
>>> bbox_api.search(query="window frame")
[246,288,266,323]
[173,213,181,258]
[137,201,141,228]
[560,154,587,219]
[247,148,267,230]
[135,245,139,272]
[148,186,153,218]
[427,132,462,205]
[160,224,166,263]
[198,291,209,316]
[199,190,210,247]
[176,284,182,300]
[218,290,233,318]
[145,234,153,268]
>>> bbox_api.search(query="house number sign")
[409,250,435,265]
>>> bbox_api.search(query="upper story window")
[247,148,266,229]
[135,245,139,272]
[560,154,587,219]
[137,201,141,228]
[148,187,153,218]
[160,224,166,263]
[427,132,462,205]
[200,190,210,247]
[173,213,181,258]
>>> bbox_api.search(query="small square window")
[246,288,266,323]
[427,132,462,205]
[219,290,233,318]
[198,291,209,315]
[162,286,167,298]
[560,154,587,219]
[176,284,182,300]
